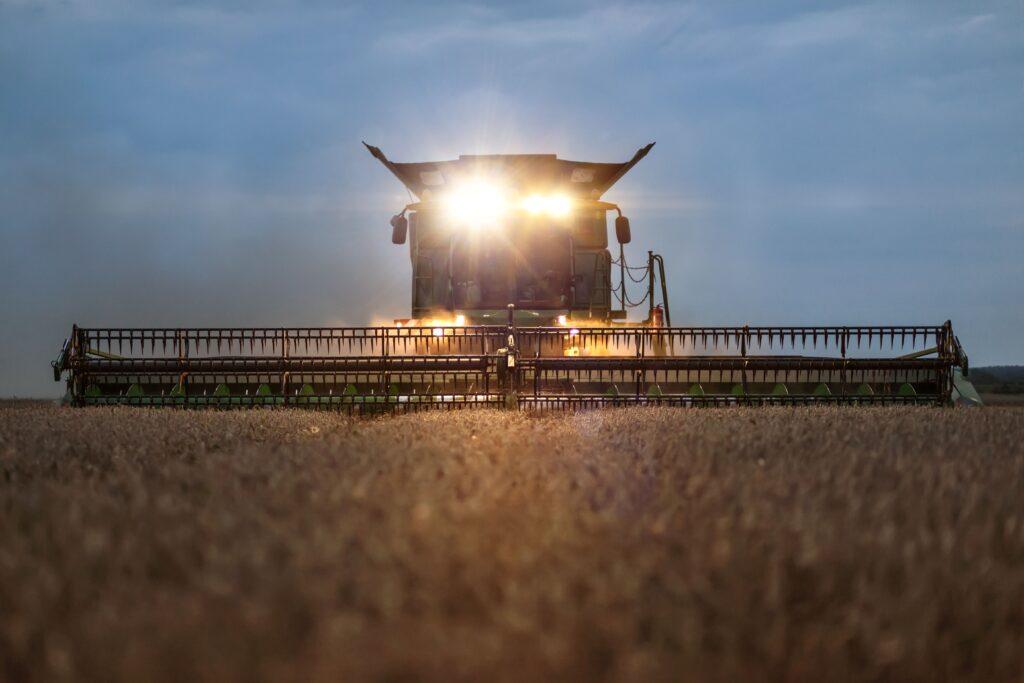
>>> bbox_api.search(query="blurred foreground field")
[1,404,1022,682]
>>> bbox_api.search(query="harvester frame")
[51,142,975,410]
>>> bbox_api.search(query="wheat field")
[0,403,1021,682]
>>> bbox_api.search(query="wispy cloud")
[662,3,1005,65]
[374,3,693,54]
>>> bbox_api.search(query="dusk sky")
[2,1,1022,397]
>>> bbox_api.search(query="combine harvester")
[52,142,978,411]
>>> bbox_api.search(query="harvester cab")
[364,142,665,327]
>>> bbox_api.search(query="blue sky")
[1,1,1022,396]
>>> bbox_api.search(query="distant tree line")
[971,366,1024,394]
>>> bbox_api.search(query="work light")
[442,181,508,227]
[441,180,575,227]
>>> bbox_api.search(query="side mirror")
[390,214,408,244]
[615,215,631,244]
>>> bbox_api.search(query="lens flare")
[443,181,508,227]
[546,194,572,218]
[521,195,546,215]
[520,194,573,218]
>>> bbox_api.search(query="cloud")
[661,2,1006,70]
[374,3,693,55]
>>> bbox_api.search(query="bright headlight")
[441,185,574,226]
[521,194,573,218]
[443,181,508,227]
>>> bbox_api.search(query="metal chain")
[626,268,649,284]
[624,287,650,307]
[612,251,653,307]
[610,256,650,272]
